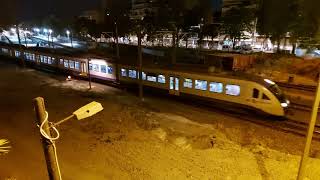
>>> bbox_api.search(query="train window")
[226,85,241,96]
[107,66,113,74]
[15,51,20,57]
[31,54,35,61]
[51,57,55,64]
[262,94,270,100]
[44,56,48,64]
[142,72,146,80]
[40,55,44,63]
[183,78,193,88]
[158,75,166,83]
[252,88,259,98]
[89,64,92,70]
[69,60,75,69]
[195,80,208,91]
[121,68,127,77]
[75,62,80,70]
[92,64,99,72]
[100,65,107,73]
[48,57,52,64]
[60,59,64,64]
[129,70,137,78]
[209,82,223,93]
[64,60,69,68]
[147,75,157,82]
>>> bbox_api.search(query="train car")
[118,65,289,117]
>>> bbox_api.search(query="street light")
[66,30,73,48]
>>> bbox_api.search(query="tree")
[222,6,255,48]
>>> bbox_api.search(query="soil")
[0,59,319,180]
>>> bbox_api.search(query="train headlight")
[281,103,288,108]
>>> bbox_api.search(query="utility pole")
[297,75,320,180]
[16,24,25,67]
[137,25,143,100]
[87,58,92,89]
[115,22,120,59]
[115,21,120,84]
[33,97,60,180]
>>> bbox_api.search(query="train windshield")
[264,79,286,102]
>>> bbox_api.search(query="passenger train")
[0,43,290,117]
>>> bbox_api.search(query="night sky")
[1,0,101,24]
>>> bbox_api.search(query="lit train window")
[158,75,166,83]
[121,68,127,77]
[69,60,75,69]
[142,72,146,80]
[40,55,44,63]
[129,70,137,78]
[44,56,48,64]
[183,78,193,88]
[64,60,69,68]
[89,64,92,70]
[51,57,55,64]
[226,85,240,96]
[48,57,52,64]
[209,82,223,93]
[92,64,99,72]
[60,59,64,64]
[100,65,107,73]
[75,62,80,70]
[15,51,20,57]
[262,94,270,100]
[107,66,113,74]
[147,75,157,82]
[195,80,208,91]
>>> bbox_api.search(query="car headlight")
[281,103,288,108]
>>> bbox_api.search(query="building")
[79,10,103,23]
[222,0,255,14]
[130,0,159,20]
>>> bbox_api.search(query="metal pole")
[297,75,320,180]
[115,22,120,59]
[71,32,73,48]
[87,58,92,89]
[33,97,60,180]
[138,26,143,100]
[48,33,50,48]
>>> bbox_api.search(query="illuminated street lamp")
[66,30,73,48]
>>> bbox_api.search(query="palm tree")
[0,139,11,154]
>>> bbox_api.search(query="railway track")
[164,95,320,141]
[277,82,316,92]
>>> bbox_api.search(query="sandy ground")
[0,59,320,180]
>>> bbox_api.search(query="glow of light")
[264,79,275,85]
[281,103,288,108]
[49,29,53,34]
[10,28,16,32]
[34,28,40,32]
[66,30,70,35]
[43,29,48,33]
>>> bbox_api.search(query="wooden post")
[297,75,320,180]
[33,97,60,180]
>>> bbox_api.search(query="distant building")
[130,0,159,20]
[222,0,255,14]
[79,10,103,23]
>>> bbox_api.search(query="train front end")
[264,79,290,116]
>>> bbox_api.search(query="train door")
[81,62,87,74]
[169,76,180,96]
